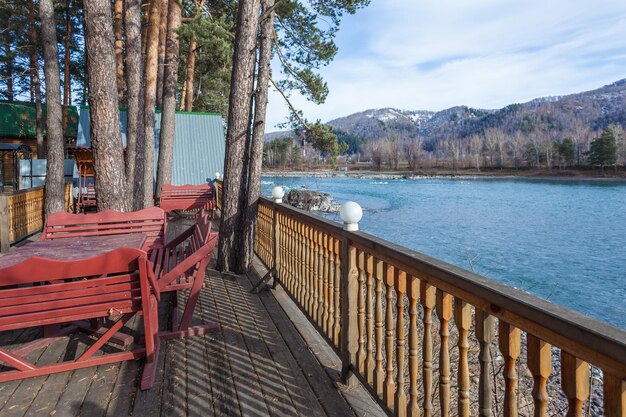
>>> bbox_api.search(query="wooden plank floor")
[0,219,381,417]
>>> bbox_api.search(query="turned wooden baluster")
[527,334,552,417]
[333,238,341,346]
[384,263,396,409]
[407,275,420,417]
[561,351,589,417]
[454,298,471,417]
[327,235,335,338]
[357,250,366,373]
[395,269,408,417]
[374,258,385,398]
[499,321,521,417]
[312,227,320,320]
[322,233,330,335]
[308,224,316,315]
[436,290,453,417]
[277,214,285,278]
[317,230,325,328]
[296,221,304,304]
[365,254,375,383]
[304,224,312,312]
[603,372,625,417]
[287,218,294,291]
[476,310,495,417]
[421,282,436,417]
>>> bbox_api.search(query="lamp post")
[271,186,285,203]
[340,201,362,231]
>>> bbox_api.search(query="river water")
[261,175,626,329]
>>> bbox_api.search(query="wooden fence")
[254,196,626,417]
[0,183,73,252]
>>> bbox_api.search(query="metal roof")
[76,108,225,186]
[0,100,78,138]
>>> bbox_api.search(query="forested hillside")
[264,80,626,171]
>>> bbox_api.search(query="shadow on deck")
[0,219,383,417]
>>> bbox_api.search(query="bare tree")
[403,137,423,171]
[40,0,65,215]
[84,0,130,211]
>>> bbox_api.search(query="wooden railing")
[0,183,73,252]
[214,179,223,211]
[254,196,626,417]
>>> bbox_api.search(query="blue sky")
[265,0,626,130]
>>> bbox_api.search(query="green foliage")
[274,0,370,111]
[263,136,301,168]
[178,9,234,115]
[334,128,364,153]
[588,128,618,169]
[558,137,575,165]
[301,121,339,164]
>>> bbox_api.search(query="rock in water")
[285,189,340,212]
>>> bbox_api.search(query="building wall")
[0,137,39,188]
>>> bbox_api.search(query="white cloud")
[265,0,626,130]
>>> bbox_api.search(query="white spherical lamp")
[271,186,285,203]
[214,172,221,180]
[340,201,363,231]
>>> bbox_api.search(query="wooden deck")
[0,221,383,417]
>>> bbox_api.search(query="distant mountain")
[265,79,626,147]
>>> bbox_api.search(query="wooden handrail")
[255,195,626,416]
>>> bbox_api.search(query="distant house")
[75,107,226,186]
[0,100,78,188]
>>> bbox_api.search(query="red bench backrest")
[159,183,214,212]
[0,248,149,332]
[42,207,166,252]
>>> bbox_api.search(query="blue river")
[261,176,626,329]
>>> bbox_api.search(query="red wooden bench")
[0,247,160,390]
[42,207,166,253]
[159,183,215,218]
[151,215,219,339]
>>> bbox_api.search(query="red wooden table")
[0,234,148,352]
[0,234,147,268]
[0,233,161,389]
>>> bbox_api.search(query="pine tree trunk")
[114,0,125,104]
[183,37,197,111]
[155,0,168,109]
[125,0,145,206]
[240,0,276,270]
[28,0,45,159]
[142,0,161,207]
[156,0,181,198]
[217,0,261,273]
[84,0,130,212]
[62,0,72,136]
[39,0,65,215]
[141,0,150,57]
[179,71,187,111]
